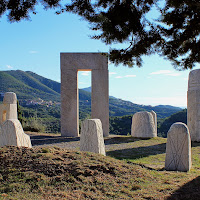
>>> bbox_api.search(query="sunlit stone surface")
[165,122,191,172]
[80,119,105,156]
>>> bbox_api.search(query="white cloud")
[115,76,123,79]
[29,51,38,54]
[115,74,136,79]
[124,75,136,78]
[7,65,13,69]
[79,81,86,85]
[109,72,117,76]
[81,71,90,76]
[150,70,181,77]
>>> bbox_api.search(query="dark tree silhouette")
[0,0,199,69]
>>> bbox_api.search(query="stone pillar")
[80,119,106,155]
[187,69,200,141]
[165,122,191,172]
[61,69,79,137]
[92,70,109,137]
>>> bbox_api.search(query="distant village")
[0,92,60,107]
[21,98,61,107]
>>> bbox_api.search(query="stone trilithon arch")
[60,53,109,137]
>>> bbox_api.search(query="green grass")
[0,137,200,199]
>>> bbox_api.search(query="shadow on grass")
[104,136,150,145]
[167,176,200,200]
[30,135,80,146]
[192,141,200,147]
[106,143,166,160]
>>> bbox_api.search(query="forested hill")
[0,70,60,101]
[0,70,182,119]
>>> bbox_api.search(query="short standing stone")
[0,119,32,148]
[165,122,191,172]
[131,111,157,138]
[80,119,105,156]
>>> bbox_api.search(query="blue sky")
[0,5,199,107]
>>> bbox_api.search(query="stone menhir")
[131,111,157,138]
[0,119,32,148]
[80,119,106,156]
[60,53,109,137]
[187,69,200,141]
[0,92,17,125]
[165,122,191,172]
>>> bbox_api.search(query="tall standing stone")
[165,122,191,172]
[131,111,157,138]
[0,119,32,148]
[80,119,106,156]
[61,53,109,137]
[187,69,200,141]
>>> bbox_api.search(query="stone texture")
[80,119,106,155]
[0,92,17,125]
[61,69,79,137]
[3,92,17,104]
[151,110,157,135]
[61,53,109,137]
[187,69,200,141]
[165,122,191,172]
[0,119,32,148]
[131,111,157,138]
[92,69,109,137]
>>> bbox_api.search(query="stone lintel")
[60,53,108,70]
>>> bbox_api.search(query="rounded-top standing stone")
[165,122,191,172]
[3,92,17,104]
[131,111,157,138]
[80,119,106,156]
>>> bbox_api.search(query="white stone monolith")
[61,53,109,137]
[131,111,157,138]
[80,119,106,155]
[187,69,200,141]
[165,122,191,172]
[0,119,32,148]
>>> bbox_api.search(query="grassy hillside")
[0,70,60,101]
[0,136,200,199]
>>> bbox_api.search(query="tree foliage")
[0,0,199,69]
[160,0,200,69]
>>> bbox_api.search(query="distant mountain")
[82,87,91,93]
[0,70,182,119]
